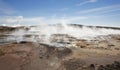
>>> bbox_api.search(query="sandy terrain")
[0,34,120,70]
[0,25,120,70]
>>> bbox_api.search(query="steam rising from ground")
[7,24,120,45]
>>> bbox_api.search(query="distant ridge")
[1,24,120,30]
[68,24,120,30]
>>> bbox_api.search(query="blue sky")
[0,0,120,26]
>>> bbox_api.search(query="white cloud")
[0,16,23,23]
[77,5,120,14]
[76,0,98,6]
[0,16,88,26]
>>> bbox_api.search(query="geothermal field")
[0,24,120,70]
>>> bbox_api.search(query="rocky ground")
[0,26,120,70]
[0,34,120,70]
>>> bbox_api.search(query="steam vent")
[0,24,120,70]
